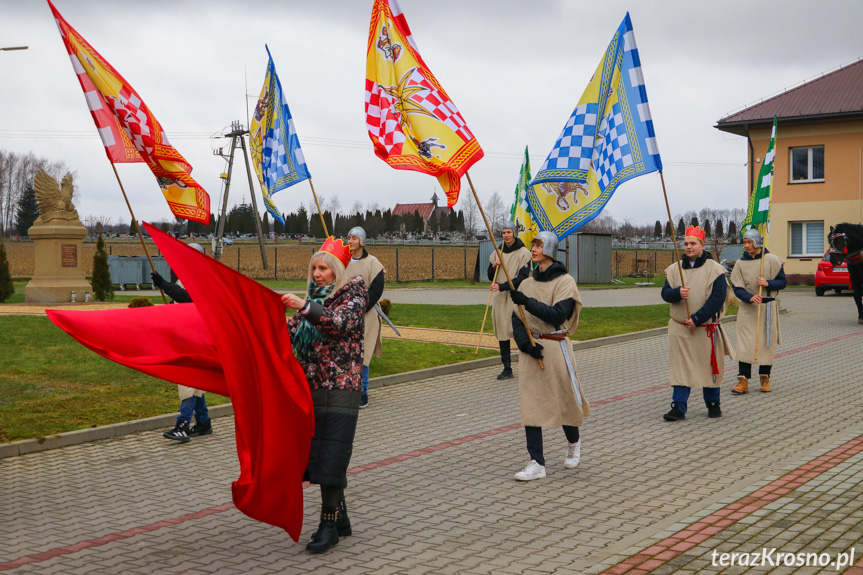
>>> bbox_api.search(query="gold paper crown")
[320,236,352,268]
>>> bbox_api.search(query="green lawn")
[0,315,495,443]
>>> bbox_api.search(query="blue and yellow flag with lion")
[249,46,311,225]
[527,13,662,240]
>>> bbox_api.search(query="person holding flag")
[508,231,589,481]
[730,229,786,394]
[345,226,385,408]
[661,226,733,422]
[488,222,532,380]
[731,116,785,395]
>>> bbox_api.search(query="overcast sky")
[2,0,862,230]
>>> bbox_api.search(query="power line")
[0,129,744,168]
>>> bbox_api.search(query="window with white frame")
[789,221,824,256]
[789,146,824,182]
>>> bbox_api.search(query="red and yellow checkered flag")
[365,0,483,208]
[49,0,210,225]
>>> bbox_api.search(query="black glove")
[510,289,529,306]
[527,342,544,360]
[150,272,168,289]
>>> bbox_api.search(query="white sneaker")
[514,460,546,481]
[564,440,581,469]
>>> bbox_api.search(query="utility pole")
[213,121,268,268]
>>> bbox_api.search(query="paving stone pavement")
[1,291,862,574]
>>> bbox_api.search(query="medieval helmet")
[533,231,559,259]
[501,221,517,234]
[347,226,367,246]
[742,228,762,247]
[188,243,205,254]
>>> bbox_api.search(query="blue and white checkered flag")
[527,13,662,240]
[250,46,311,224]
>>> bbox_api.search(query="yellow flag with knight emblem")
[527,13,662,240]
[511,146,539,245]
[365,0,483,208]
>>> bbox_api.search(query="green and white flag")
[510,146,539,245]
[741,115,778,236]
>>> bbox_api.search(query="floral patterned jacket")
[288,277,367,391]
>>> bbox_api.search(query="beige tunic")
[517,273,590,427]
[489,246,532,341]
[731,252,783,365]
[665,259,734,389]
[346,253,384,366]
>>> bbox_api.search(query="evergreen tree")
[91,233,114,301]
[296,205,309,235]
[715,219,724,238]
[15,183,40,236]
[690,216,699,228]
[209,213,217,234]
[653,220,662,238]
[429,211,439,235]
[0,242,14,303]
[676,218,685,237]
[458,210,465,233]
[664,220,672,237]
[262,212,270,236]
[704,220,712,238]
[274,214,284,235]
[728,221,737,237]
[413,210,423,234]
[129,219,137,236]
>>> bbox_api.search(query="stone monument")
[24,170,92,303]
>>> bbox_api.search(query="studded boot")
[306,506,339,553]
[336,498,352,537]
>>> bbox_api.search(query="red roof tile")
[392,203,435,220]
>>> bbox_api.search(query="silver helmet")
[187,242,205,254]
[347,226,367,246]
[533,231,559,259]
[501,221,517,233]
[742,228,762,247]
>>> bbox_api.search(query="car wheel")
[815,286,826,296]
[834,288,843,294]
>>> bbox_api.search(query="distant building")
[392,192,452,233]
[715,59,863,275]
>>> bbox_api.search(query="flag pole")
[659,171,691,318]
[110,164,168,305]
[307,178,329,237]
[476,265,500,354]
[754,232,766,362]
[466,171,544,370]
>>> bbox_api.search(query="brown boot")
[732,376,749,395]
[760,374,771,393]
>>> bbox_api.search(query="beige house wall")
[746,120,863,274]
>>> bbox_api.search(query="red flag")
[48,0,210,225]
[47,224,313,540]
[365,0,483,208]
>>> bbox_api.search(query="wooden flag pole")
[466,172,544,370]
[110,164,168,305]
[475,265,500,354]
[307,178,329,237]
[754,229,768,361]
[659,171,691,318]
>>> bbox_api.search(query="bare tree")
[581,212,618,234]
[460,190,480,236]
[0,150,75,236]
[350,200,363,216]
[83,215,114,237]
[325,195,342,215]
[486,191,506,237]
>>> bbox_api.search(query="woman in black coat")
[282,238,367,553]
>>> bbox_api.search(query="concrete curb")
[0,314,746,460]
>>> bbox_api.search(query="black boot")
[707,402,722,418]
[188,419,212,437]
[306,507,339,553]
[497,340,513,380]
[663,403,686,421]
[337,498,352,537]
[163,420,191,442]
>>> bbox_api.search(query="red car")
[815,251,853,296]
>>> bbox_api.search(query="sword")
[374,302,401,337]
[558,337,584,407]
[763,296,775,350]
[711,326,719,383]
